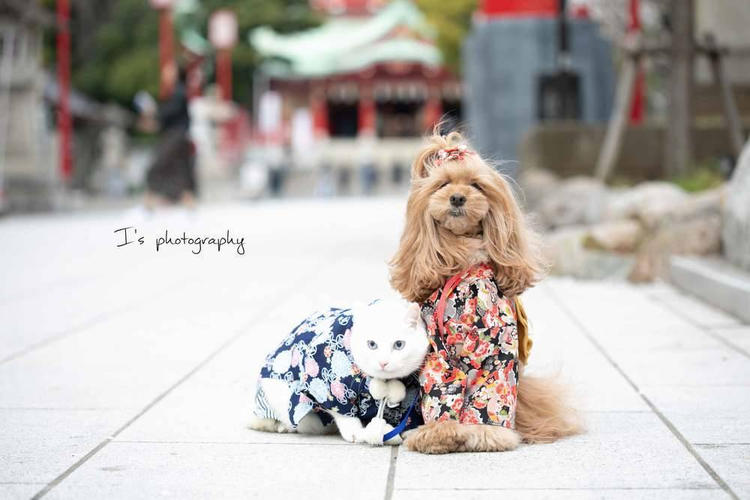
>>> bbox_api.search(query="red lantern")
[209,10,238,101]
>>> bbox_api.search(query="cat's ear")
[405,303,421,329]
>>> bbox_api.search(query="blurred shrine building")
[250,0,461,167]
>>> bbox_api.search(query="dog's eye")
[393,340,405,351]
[471,183,482,191]
[439,182,449,189]
[367,340,378,350]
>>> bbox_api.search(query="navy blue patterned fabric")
[257,307,422,429]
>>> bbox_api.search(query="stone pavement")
[0,198,748,500]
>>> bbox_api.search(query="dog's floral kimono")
[419,263,524,429]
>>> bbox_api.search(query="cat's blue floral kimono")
[255,307,422,429]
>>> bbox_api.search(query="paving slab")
[0,484,47,500]
[546,279,748,499]
[0,408,131,483]
[545,280,750,388]
[694,444,750,498]
[114,318,347,446]
[0,268,300,410]
[45,442,392,500]
[615,347,750,388]
[641,385,750,445]
[646,283,742,329]
[527,287,649,412]
[0,263,215,364]
[393,412,717,491]
[392,488,726,500]
[546,281,728,351]
[709,326,750,357]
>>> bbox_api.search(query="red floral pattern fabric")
[419,263,519,428]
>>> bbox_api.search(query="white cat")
[249,298,429,446]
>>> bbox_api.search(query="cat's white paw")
[369,378,389,400]
[361,418,387,446]
[363,418,402,446]
[334,416,364,443]
[338,427,359,443]
[384,430,403,446]
[386,380,406,404]
[249,416,287,433]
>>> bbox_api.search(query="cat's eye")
[393,340,405,350]
[471,182,482,191]
[367,340,378,350]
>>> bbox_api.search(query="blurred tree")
[41,0,319,107]
[41,0,163,105]
[415,0,477,74]
[201,0,320,105]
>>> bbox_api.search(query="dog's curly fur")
[390,131,582,453]
[516,373,582,443]
[405,420,521,454]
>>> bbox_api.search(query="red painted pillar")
[158,7,175,99]
[57,0,72,181]
[217,48,233,101]
[186,58,203,100]
[311,86,329,139]
[628,0,645,124]
[422,87,442,132]
[358,85,376,137]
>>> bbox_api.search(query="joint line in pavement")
[544,285,739,500]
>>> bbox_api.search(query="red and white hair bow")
[435,144,473,165]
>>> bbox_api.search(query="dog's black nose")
[450,194,466,207]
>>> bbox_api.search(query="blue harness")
[382,395,418,442]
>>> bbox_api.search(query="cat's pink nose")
[379,361,388,369]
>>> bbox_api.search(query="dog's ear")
[410,131,460,179]
[389,198,444,302]
[411,144,437,179]
[481,171,545,297]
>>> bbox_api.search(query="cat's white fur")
[249,299,428,446]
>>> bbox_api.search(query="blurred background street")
[2,0,750,294]
[1,0,750,498]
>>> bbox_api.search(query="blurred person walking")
[144,63,197,208]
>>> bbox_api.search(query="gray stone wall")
[463,17,615,176]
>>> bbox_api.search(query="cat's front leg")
[361,418,385,446]
[369,378,389,400]
[327,412,365,443]
[362,418,403,446]
[385,380,406,405]
[371,378,406,406]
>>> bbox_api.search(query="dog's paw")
[405,421,521,454]
[404,421,467,454]
[464,425,521,452]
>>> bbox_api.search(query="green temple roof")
[249,0,442,79]
[174,0,210,56]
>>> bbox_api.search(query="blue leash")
[382,395,418,442]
